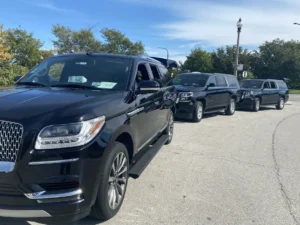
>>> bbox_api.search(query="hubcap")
[256,100,260,110]
[168,113,174,139]
[280,99,284,108]
[198,105,203,119]
[230,100,235,112]
[108,152,127,210]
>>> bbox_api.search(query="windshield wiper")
[16,81,47,87]
[51,83,103,90]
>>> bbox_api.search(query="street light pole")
[234,18,243,76]
[158,47,169,67]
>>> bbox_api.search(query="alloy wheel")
[198,105,203,119]
[108,152,127,210]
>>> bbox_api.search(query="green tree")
[40,49,54,61]
[6,27,43,69]
[183,48,213,72]
[52,25,102,53]
[100,28,144,55]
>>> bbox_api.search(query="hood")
[174,85,205,92]
[0,87,124,130]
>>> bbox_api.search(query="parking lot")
[4,95,300,225]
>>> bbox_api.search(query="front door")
[205,76,220,111]
[133,63,160,151]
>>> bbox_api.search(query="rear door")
[215,75,230,108]
[269,81,280,104]
[261,81,272,105]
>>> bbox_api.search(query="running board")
[129,134,168,179]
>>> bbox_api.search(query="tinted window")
[277,81,288,89]
[263,82,270,89]
[215,75,227,87]
[226,76,240,88]
[207,76,217,86]
[21,55,132,90]
[270,81,277,89]
[150,65,160,80]
[158,66,171,86]
[170,74,209,87]
[240,80,263,89]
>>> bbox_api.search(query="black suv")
[238,79,289,111]
[169,72,240,122]
[0,53,177,223]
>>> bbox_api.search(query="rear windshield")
[170,74,209,87]
[240,80,263,89]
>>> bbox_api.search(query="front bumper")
[0,130,107,223]
[175,101,195,119]
[237,98,255,109]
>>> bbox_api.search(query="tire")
[225,98,236,115]
[192,101,203,122]
[276,97,285,110]
[164,111,174,145]
[252,98,260,112]
[90,142,129,221]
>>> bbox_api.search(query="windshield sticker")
[68,76,87,83]
[92,82,117,89]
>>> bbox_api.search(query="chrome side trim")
[138,123,168,151]
[0,162,15,173]
[24,189,82,200]
[0,209,51,218]
[28,158,79,166]
[127,107,144,117]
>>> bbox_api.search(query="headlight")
[243,91,253,98]
[35,116,105,150]
[180,92,193,98]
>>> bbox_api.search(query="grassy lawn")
[290,89,300,94]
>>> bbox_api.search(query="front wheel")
[252,98,260,112]
[90,142,129,221]
[276,97,285,110]
[225,98,236,115]
[192,101,203,122]
[164,111,174,145]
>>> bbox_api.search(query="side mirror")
[136,80,161,94]
[206,83,216,89]
[14,75,22,82]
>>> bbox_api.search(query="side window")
[49,63,65,81]
[270,81,277,89]
[215,75,227,87]
[207,76,217,86]
[263,82,270,89]
[158,66,171,86]
[277,81,288,89]
[150,65,160,80]
[226,76,240,88]
[135,64,150,89]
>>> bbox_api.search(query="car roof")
[243,79,285,82]
[52,53,165,66]
[177,72,235,77]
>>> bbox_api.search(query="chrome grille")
[0,121,23,162]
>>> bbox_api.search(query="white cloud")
[24,0,81,15]
[121,0,300,47]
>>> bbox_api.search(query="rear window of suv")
[277,80,288,89]
[226,76,240,88]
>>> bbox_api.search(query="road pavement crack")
[272,113,300,225]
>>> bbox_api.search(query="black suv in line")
[0,53,177,223]
[237,79,289,111]
[169,72,240,122]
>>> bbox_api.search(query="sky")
[1,0,300,62]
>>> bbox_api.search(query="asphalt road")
[4,95,300,225]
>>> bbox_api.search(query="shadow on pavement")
[174,112,224,123]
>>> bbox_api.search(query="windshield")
[19,55,133,91]
[240,80,263,89]
[170,74,209,87]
